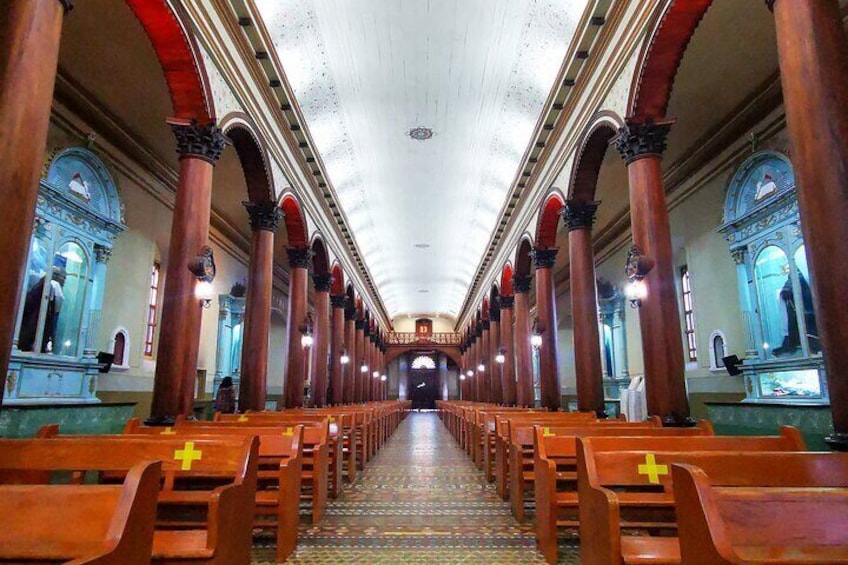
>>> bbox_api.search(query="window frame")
[144,261,161,357]
[680,265,698,363]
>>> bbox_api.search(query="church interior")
[2,0,848,563]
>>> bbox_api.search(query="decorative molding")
[169,120,226,164]
[499,295,515,309]
[331,295,347,309]
[243,200,282,232]
[312,273,333,292]
[513,275,533,293]
[614,120,673,164]
[94,244,112,264]
[286,246,312,269]
[562,199,600,231]
[531,247,558,270]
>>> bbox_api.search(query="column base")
[661,415,698,428]
[144,416,177,427]
[825,432,848,452]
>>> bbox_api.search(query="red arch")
[331,264,345,295]
[310,235,330,275]
[535,192,565,248]
[629,0,714,122]
[125,0,214,122]
[568,113,623,202]
[280,194,309,248]
[514,237,534,279]
[224,119,274,203]
[500,264,514,296]
[481,297,490,321]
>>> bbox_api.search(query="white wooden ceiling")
[256,0,587,320]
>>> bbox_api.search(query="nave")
[252,411,560,564]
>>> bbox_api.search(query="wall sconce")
[495,346,506,365]
[460,374,466,381]
[477,363,485,372]
[360,363,369,374]
[381,374,387,382]
[188,245,216,308]
[466,370,474,378]
[340,349,350,365]
[194,280,214,309]
[373,370,380,379]
[625,245,655,308]
[531,319,544,349]
[300,313,314,348]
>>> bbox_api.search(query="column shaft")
[283,249,310,408]
[513,277,534,407]
[499,299,517,406]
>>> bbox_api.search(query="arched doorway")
[409,353,439,409]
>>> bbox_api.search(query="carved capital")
[531,247,558,270]
[562,200,600,231]
[331,295,347,309]
[475,325,483,337]
[364,323,371,336]
[244,201,282,232]
[765,0,776,11]
[59,0,73,12]
[490,299,501,322]
[513,275,533,294]
[355,319,365,330]
[312,273,333,292]
[480,320,490,331]
[169,120,226,164]
[730,247,747,265]
[345,304,358,321]
[94,244,112,264]
[498,295,515,309]
[615,120,673,165]
[286,247,312,269]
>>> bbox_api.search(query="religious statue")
[18,255,67,353]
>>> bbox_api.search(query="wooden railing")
[386,332,463,346]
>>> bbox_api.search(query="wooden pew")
[533,422,713,562]
[509,418,673,520]
[0,436,258,565]
[124,419,304,563]
[671,454,848,564]
[0,459,160,565]
[575,429,806,565]
[176,417,330,524]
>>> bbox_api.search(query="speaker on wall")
[722,354,743,376]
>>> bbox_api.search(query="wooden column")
[616,121,692,425]
[151,122,226,420]
[480,322,491,403]
[283,248,311,408]
[513,276,534,407]
[238,202,281,412]
[311,274,331,407]
[532,248,561,411]
[330,295,347,405]
[770,0,848,448]
[564,200,606,416]
[499,296,517,406]
[354,319,365,403]
[489,306,503,405]
[0,0,70,397]
[344,303,357,403]
[472,336,482,401]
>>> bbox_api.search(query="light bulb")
[460,374,466,381]
[381,375,387,382]
[300,334,314,348]
[194,280,214,301]
[466,370,474,377]
[360,364,369,373]
[340,353,350,365]
[530,334,543,348]
[477,363,485,372]
[495,352,505,364]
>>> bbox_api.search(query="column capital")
[531,247,558,270]
[244,201,282,232]
[765,0,776,11]
[480,320,491,331]
[562,200,600,231]
[345,304,358,321]
[355,319,365,330]
[286,247,312,269]
[94,244,112,264]
[498,295,515,309]
[59,0,73,12]
[614,120,673,165]
[490,300,501,322]
[513,275,533,293]
[331,295,348,309]
[169,120,226,164]
[312,273,333,292]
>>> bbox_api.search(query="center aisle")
[253,411,572,564]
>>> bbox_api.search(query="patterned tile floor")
[252,411,579,564]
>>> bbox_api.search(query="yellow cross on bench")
[237,415,249,422]
[160,427,176,435]
[282,427,294,436]
[174,441,203,471]
[542,427,554,437]
[637,453,668,484]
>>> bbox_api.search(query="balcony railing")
[386,332,462,346]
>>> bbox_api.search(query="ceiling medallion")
[414,243,431,249]
[408,127,434,141]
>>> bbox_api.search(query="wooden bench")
[0,458,160,565]
[533,422,714,562]
[176,418,330,525]
[671,453,848,564]
[124,419,304,563]
[575,428,806,565]
[0,435,258,564]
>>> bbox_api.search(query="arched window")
[709,330,728,371]
[113,331,127,366]
[411,355,436,370]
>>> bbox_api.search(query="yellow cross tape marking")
[237,415,249,422]
[637,453,669,484]
[282,427,294,436]
[542,427,553,437]
[174,441,203,471]
[160,427,176,435]
[329,417,335,422]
